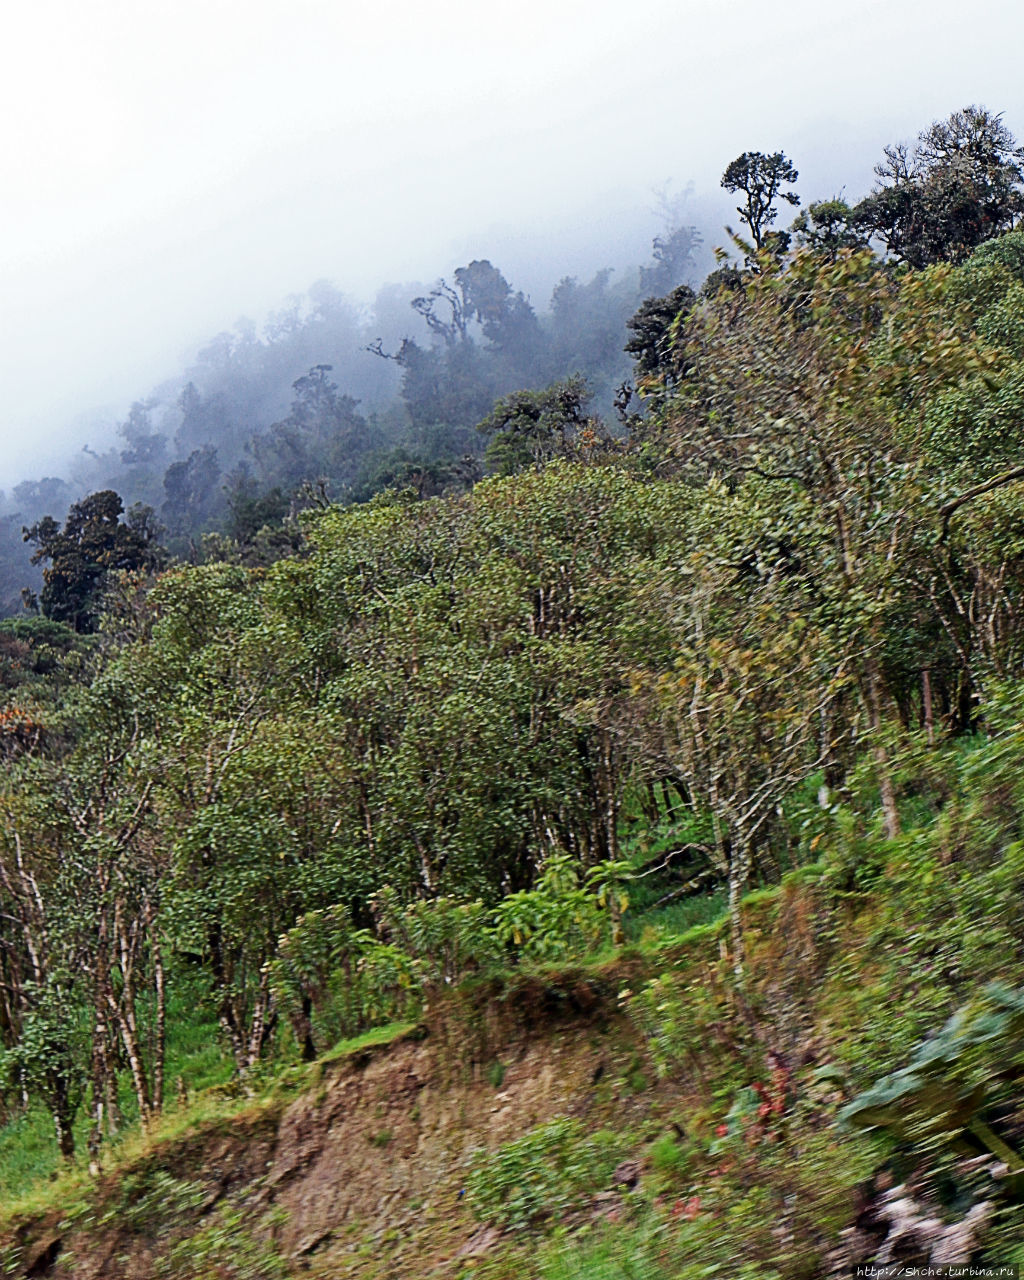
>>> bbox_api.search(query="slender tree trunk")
[875,744,900,840]
[922,667,935,745]
[862,658,900,840]
[244,971,272,1072]
[728,832,752,985]
[146,900,166,1116]
[115,1001,152,1130]
[643,781,660,823]
[208,923,246,1067]
[602,729,619,864]
[51,1072,76,1160]
[90,929,113,1170]
[299,994,317,1063]
[104,1053,121,1135]
[113,907,152,1129]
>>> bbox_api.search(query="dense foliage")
[2,104,1024,1274]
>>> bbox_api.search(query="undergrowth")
[8,731,1024,1273]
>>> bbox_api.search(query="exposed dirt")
[0,978,650,1279]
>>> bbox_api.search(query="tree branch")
[939,465,1024,541]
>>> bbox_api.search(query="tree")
[791,198,869,261]
[639,224,704,296]
[106,563,308,1073]
[410,260,541,360]
[0,684,171,1161]
[247,366,370,493]
[476,377,603,475]
[162,446,221,537]
[625,284,697,398]
[351,448,481,503]
[721,151,800,252]
[546,268,641,399]
[454,260,513,334]
[639,501,846,974]
[410,279,469,347]
[856,106,1024,267]
[640,236,1024,829]
[23,491,163,633]
[368,331,495,438]
[224,472,290,543]
[370,260,550,438]
[117,400,166,468]
[640,252,941,838]
[174,382,232,457]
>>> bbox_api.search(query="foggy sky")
[2,0,1023,487]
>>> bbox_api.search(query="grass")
[9,750,1020,1272]
[0,1066,297,1230]
[318,1021,418,1065]
[0,1107,66,1203]
[0,1016,423,1244]
[0,794,816,1240]
[0,1013,426,1232]
[625,888,726,943]
[538,1225,678,1280]
[0,863,774,1218]
[163,973,237,1096]
[0,971,234,1209]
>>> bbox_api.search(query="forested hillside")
[3,106,1024,1276]
[0,219,705,616]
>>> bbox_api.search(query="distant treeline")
[0,219,705,616]
[3,101,1022,628]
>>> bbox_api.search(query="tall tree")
[23,491,163,633]
[639,224,704,296]
[162,446,221,537]
[721,151,800,252]
[476,377,602,475]
[856,106,1024,267]
[624,284,697,402]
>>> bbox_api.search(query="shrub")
[466,1117,622,1231]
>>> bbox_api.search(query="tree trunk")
[149,906,166,1115]
[90,959,113,1167]
[115,1003,152,1131]
[51,1072,76,1161]
[922,667,935,745]
[299,994,317,1063]
[728,833,753,985]
[862,659,900,840]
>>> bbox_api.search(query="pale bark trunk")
[922,667,935,745]
[728,833,753,985]
[151,924,166,1115]
[115,1003,152,1131]
[863,659,900,840]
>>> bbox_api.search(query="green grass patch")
[0,1106,67,1203]
[163,977,236,1097]
[0,969,236,1209]
[466,1117,623,1232]
[626,888,726,944]
[318,1020,419,1065]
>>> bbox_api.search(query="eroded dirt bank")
[2,975,642,1279]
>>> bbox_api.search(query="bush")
[466,1117,622,1231]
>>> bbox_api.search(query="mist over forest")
[6,92,1024,1261]
[0,109,992,619]
[3,0,1020,620]
[0,192,719,614]
[8,0,1024,1266]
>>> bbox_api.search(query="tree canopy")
[22,491,162,632]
